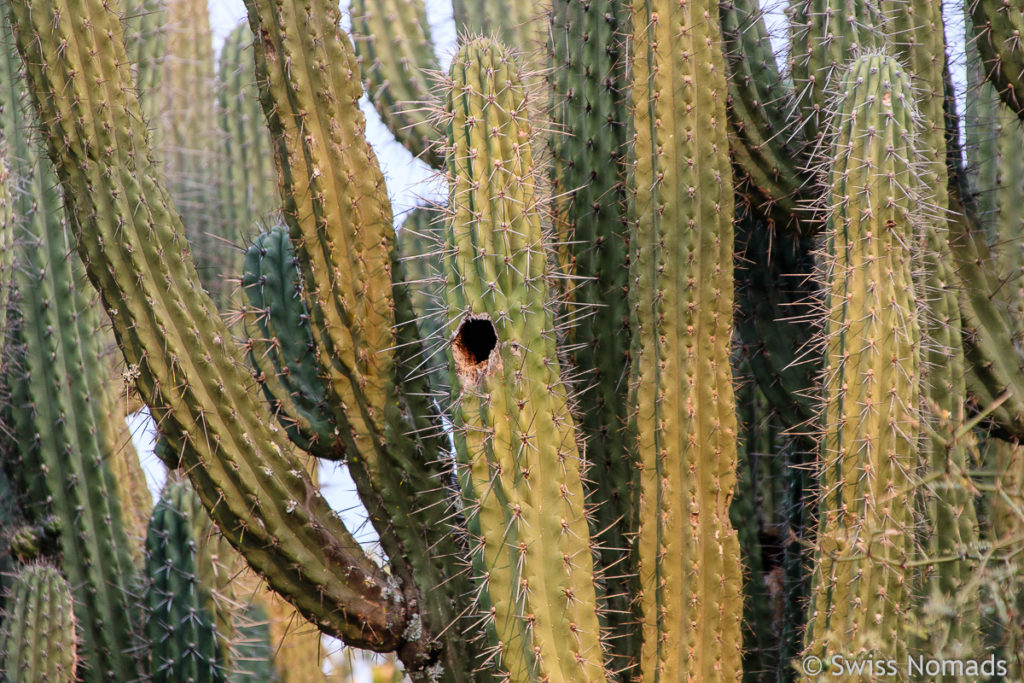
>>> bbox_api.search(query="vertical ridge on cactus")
[629,0,743,679]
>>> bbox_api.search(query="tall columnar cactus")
[546,0,634,669]
[0,564,78,683]
[0,17,144,681]
[629,0,743,679]
[802,52,922,670]
[146,475,226,683]
[971,0,1024,120]
[443,38,606,682]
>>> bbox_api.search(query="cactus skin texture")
[629,0,743,679]
[230,605,281,683]
[242,225,336,459]
[802,53,921,675]
[443,38,606,682]
[971,0,1024,120]
[0,564,78,683]
[146,475,226,683]
[351,0,442,166]
[0,150,12,350]
[218,22,279,279]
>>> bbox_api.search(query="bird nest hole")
[452,315,501,384]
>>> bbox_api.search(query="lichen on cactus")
[443,37,606,681]
[0,563,78,683]
[803,52,922,670]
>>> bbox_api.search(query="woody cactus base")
[0,0,1023,682]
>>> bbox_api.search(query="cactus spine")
[0,564,78,683]
[629,0,743,679]
[444,38,606,682]
[803,53,921,671]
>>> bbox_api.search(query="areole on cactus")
[0,0,1022,682]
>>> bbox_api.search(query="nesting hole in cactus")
[452,316,499,383]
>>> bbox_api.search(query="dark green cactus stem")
[722,0,809,232]
[351,0,442,167]
[219,22,279,278]
[444,38,606,682]
[230,604,281,683]
[884,1,980,663]
[242,226,336,459]
[787,0,883,147]
[970,0,1024,121]
[735,211,819,434]
[395,206,448,396]
[1,18,145,679]
[547,0,634,671]
[0,564,78,683]
[2,0,436,665]
[803,52,921,669]
[146,475,226,683]
[630,0,743,679]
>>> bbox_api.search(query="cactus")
[230,604,281,683]
[970,0,1024,120]
[443,38,605,681]
[629,0,743,679]
[218,21,278,265]
[0,563,78,683]
[5,0,1024,681]
[802,52,922,669]
[145,475,226,683]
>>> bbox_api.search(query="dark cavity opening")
[454,317,498,365]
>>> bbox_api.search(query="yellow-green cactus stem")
[630,0,743,679]
[0,563,78,683]
[803,53,922,673]
[444,38,607,682]
[351,0,443,166]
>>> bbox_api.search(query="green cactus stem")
[803,52,921,671]
[546,0,635,670]
[218,21,278,263]
[121,0,167,132]
[3,0,432,663]
[0,564,78,683]
[241,226,336,459]
[146,475,226,683]
[788,0,883,147]
[722,0,809,231]
[230,604,281,683]
[629,0,743,679]
[0,152,12,351]
[443,37,607,682]
[351,0,443,166]
[970,0,1024,121]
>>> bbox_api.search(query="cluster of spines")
[0,563,78,683]
[803,52,922,669]
[443,37,607,682]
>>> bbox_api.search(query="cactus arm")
[242,226,337,459]
[146,477,226,683]
[721,0,809,231]
[2,0,427,657]
[629,0,743,679]
[970,0,1024,121]
[884,0,981,657]
[803,53,921,667]
[0,564,78,683]
[218,22,279,278]
[787,0,883,147]
[547,0,636,670]
[444,38,607,682]
[350,0,443,167]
